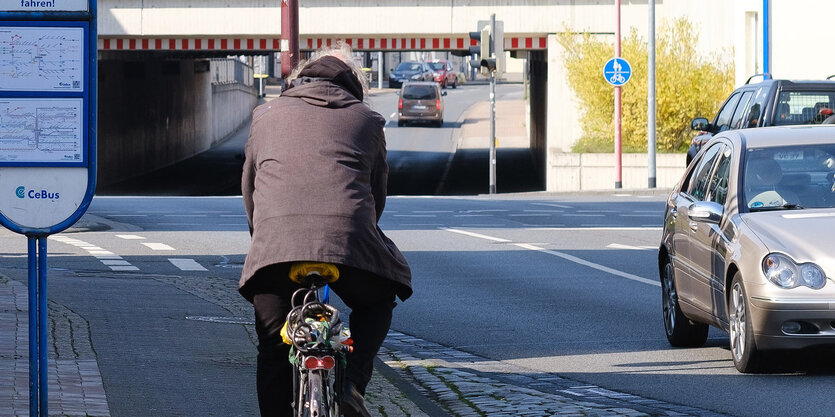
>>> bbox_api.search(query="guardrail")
[211,58,255,87]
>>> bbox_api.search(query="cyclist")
[239,43,413,417]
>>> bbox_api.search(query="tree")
[558,18,734,153]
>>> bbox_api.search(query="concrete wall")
[548,153,685,192]
[97,57,256,187]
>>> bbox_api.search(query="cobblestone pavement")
[0,274,110,417]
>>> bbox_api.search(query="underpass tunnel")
[96,51,260,188]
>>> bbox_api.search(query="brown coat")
[239,57,412,301]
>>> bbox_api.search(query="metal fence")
[210,58,254,87]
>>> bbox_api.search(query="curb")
[373,357,451,417]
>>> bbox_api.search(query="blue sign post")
[0,2,97,416]
[604,57,632,86]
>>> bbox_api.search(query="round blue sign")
[603,57,632,86]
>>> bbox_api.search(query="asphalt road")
[4,194,835,416]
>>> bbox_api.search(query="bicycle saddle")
[289,262,340,285]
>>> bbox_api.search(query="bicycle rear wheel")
[300,370,338,417]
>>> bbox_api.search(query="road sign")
[0,14,96,236]
[604,57,632,86]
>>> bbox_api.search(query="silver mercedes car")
[659,125,835,373]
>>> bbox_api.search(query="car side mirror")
[442,91,447,96]
[688,201,723,224]
[691,118,710,131]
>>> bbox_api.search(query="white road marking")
[508,214,551,217]
[110,266,140,271]
[49,236,139,271]
[108,214,147,217]
[442,228,511,243]
[444,228,659,287]
[606,243,657,251]
[116,235,146,240]
[142,243,175,251]
[169,259,208,271]
[101,260,132,266]
[532,203,572,209]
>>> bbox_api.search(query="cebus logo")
[14,186,60,200]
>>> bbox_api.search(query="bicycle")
[282,262,353,417]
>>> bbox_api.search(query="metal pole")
[280,0,299,81]
[489,12,497,194]
[377,51,384,89]
[38,237,48,416]
[27,237,38,417]
[614,0,623,189]
[647,0,657,188]
[763,0,772,78]
[489,70,497,194]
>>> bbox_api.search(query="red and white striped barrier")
[98,36,547,52]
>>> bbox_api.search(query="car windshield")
[743,144,835,210]
[402,85,436,100]
[429,62,445,71]
[773,91,835,125]
[395,62,423,72]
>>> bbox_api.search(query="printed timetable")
[0,25,84,91]
[0,98,84,163]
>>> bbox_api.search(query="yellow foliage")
[558,18,735,153]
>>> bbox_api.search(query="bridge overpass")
[89,0,739,190]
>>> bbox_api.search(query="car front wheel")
[729,272,763,373]
[662,259,708,347]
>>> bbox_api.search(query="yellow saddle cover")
[288,262,340,284]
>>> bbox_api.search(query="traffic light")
[468,25,493,74]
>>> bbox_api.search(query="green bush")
[558,18,735,153]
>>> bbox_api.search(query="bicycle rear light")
[303,355,336,370]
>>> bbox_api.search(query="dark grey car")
[388,61,433,88]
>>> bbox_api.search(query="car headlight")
[763,253,827,289]
[411,74,422,80]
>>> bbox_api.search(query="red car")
[429,60,457,89]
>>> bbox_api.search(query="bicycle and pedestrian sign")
[604,57,632,86]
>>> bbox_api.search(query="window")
[714,93,743,132]
[687,144,723,201]
[744,86,769,128]
[402,85,437,100]
[707,146,732,205]
[429,62,445,71]
[773,91,835,125]
[731,91,754,129]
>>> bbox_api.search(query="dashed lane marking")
[141,243,175,251]
[49,236,140,272]
[115,234,146,240]
[169,258,208,271]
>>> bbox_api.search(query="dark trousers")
[249,263,397,417]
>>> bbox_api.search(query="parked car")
[687,76,835,165]
[388,61,433,88]
[659,125,835,373]
[397,81,446,127]
[428,60,457,89]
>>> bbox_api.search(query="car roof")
[402,81,438,87]
[728,125,835,149]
